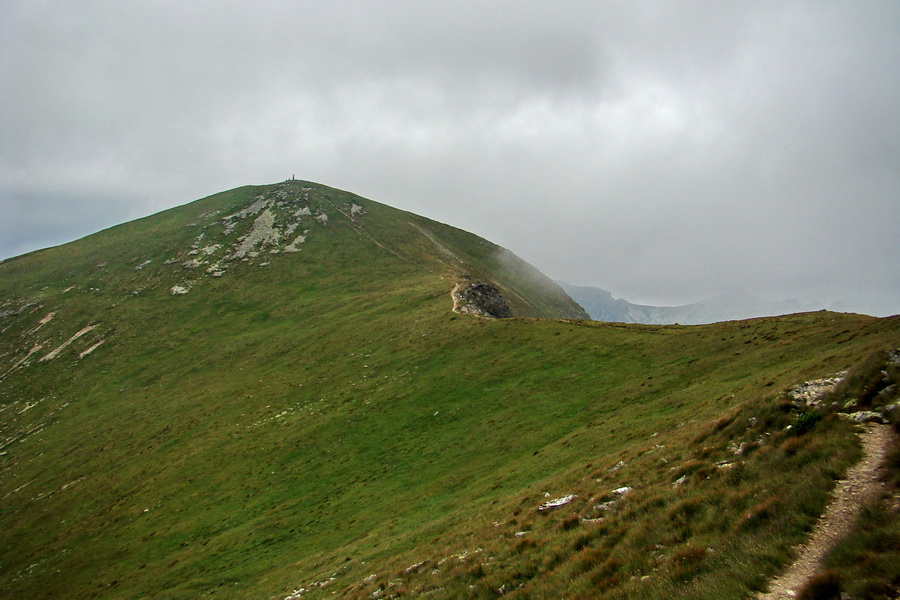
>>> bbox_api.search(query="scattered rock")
[887,348,900,365]
[24,311,55,335]
[40,324,99,362]
[731,440,762,456]
[151,185,369,289]
[78,340,105,359]
[841,411,885,424]
[225,195,271,222]
[788,373,846,406]
[284,234,306,253]
[613,486,633,496]
[594,500,618,512]
[232,209,281,259]
[538,495,576,511]
[608,460,626,472]
[0,300,37,318]
[404,559,430,574]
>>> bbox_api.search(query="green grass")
[0,181,898,599]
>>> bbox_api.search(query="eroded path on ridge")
[757,423,893,599]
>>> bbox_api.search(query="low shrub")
[792,410,822,435]
[796,570,841,600]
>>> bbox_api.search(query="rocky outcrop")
[788,373,846,406]
[452,281,512,319]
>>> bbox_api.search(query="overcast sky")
[2,1,898,315]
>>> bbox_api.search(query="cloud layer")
[2,1,898,314]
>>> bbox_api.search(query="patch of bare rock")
[788,374,846,406]
[160,181,350,295]
[451,281,512,318]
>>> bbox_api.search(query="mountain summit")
[1,180,585,325]
[1,181,898,599]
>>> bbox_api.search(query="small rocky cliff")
[451,281,513,319]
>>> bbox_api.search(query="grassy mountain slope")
[1,181,898,600]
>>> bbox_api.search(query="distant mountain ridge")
[559,282,822,324]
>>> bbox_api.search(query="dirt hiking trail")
[757,423,894,599]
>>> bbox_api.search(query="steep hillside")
[1,181,898,600]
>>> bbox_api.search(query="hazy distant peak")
[558,282,830,324]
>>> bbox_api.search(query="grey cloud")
[2,1,898,316]
[1,189,142,259]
